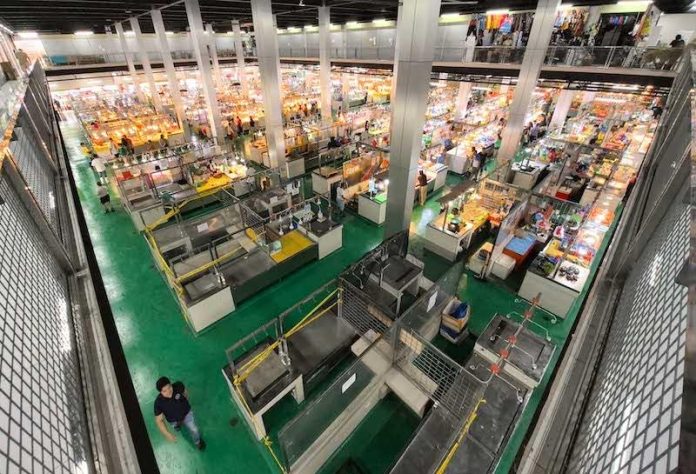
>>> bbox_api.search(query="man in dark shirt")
[670,35,685,48]
[154,377,205,450]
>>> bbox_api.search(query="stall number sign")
[342,373,357,394]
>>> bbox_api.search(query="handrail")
[43,45,684,72]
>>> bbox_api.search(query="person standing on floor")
[96,181,113,213]
[154,377,206,450]
[91,153,107,184]
[335,181,346,216]
[417,169,429,206]
[477,150,488,180]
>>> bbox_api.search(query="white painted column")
[232,20,247,93]
[251,0,286,168]
[115,22,145,103]
[383,0,442,237]
[549,89,574,130]
[318,6,332,125]
[496,0,561,164]
[456,81,472,119]
[185,0,225,142]
[151,9,186,131]
[390,1,404,96]
[205,23,222,85]
[130,17,163,112]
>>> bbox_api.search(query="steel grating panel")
[0,173,89,473]
[568,200,689,474]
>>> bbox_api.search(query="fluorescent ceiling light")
[373,18,386,23]
[486,9,510,15]
[440,13,462,18]
[18,31,38,39]
[124,30,135,36]
[616,0,651,5]
[227,31,234,35]
[165,31,174,35]
[74,31,94,36]
[558,4,574,9]
[346,21,359,27]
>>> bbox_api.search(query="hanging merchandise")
[500,16,514,34]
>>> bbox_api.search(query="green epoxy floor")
[64,117,622,474]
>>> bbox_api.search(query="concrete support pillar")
[185,0,225,142]
[115,22,145,103]
[549,89,574,130]
[456,81,472,119]
[383,0,442,237]
[496,0,561,164]
[151,9,186,131]
[391,1,404,94]
[318,6,332,125]
[205,23,222,85]
[251,0,286,168]
[232,20,247,93]
[130,17,163,112]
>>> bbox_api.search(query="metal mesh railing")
[394,327,484,416]
[339,278,393,337]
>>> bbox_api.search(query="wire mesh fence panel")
[339,278,394,337]
[239,202,266,242]
[394,327,483,418]
[9,113,59,236]
[0,172,90,473]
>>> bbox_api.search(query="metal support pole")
[205,23,222,85]
[383,0,442,237]
[115,22,145,103]
[496,0,561,164]
[251,0,286,168]
[130,17,163,112]
[318,6,332,126]
[185,0,225,142]
[151,9,187,132]
[232,20,247,93]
